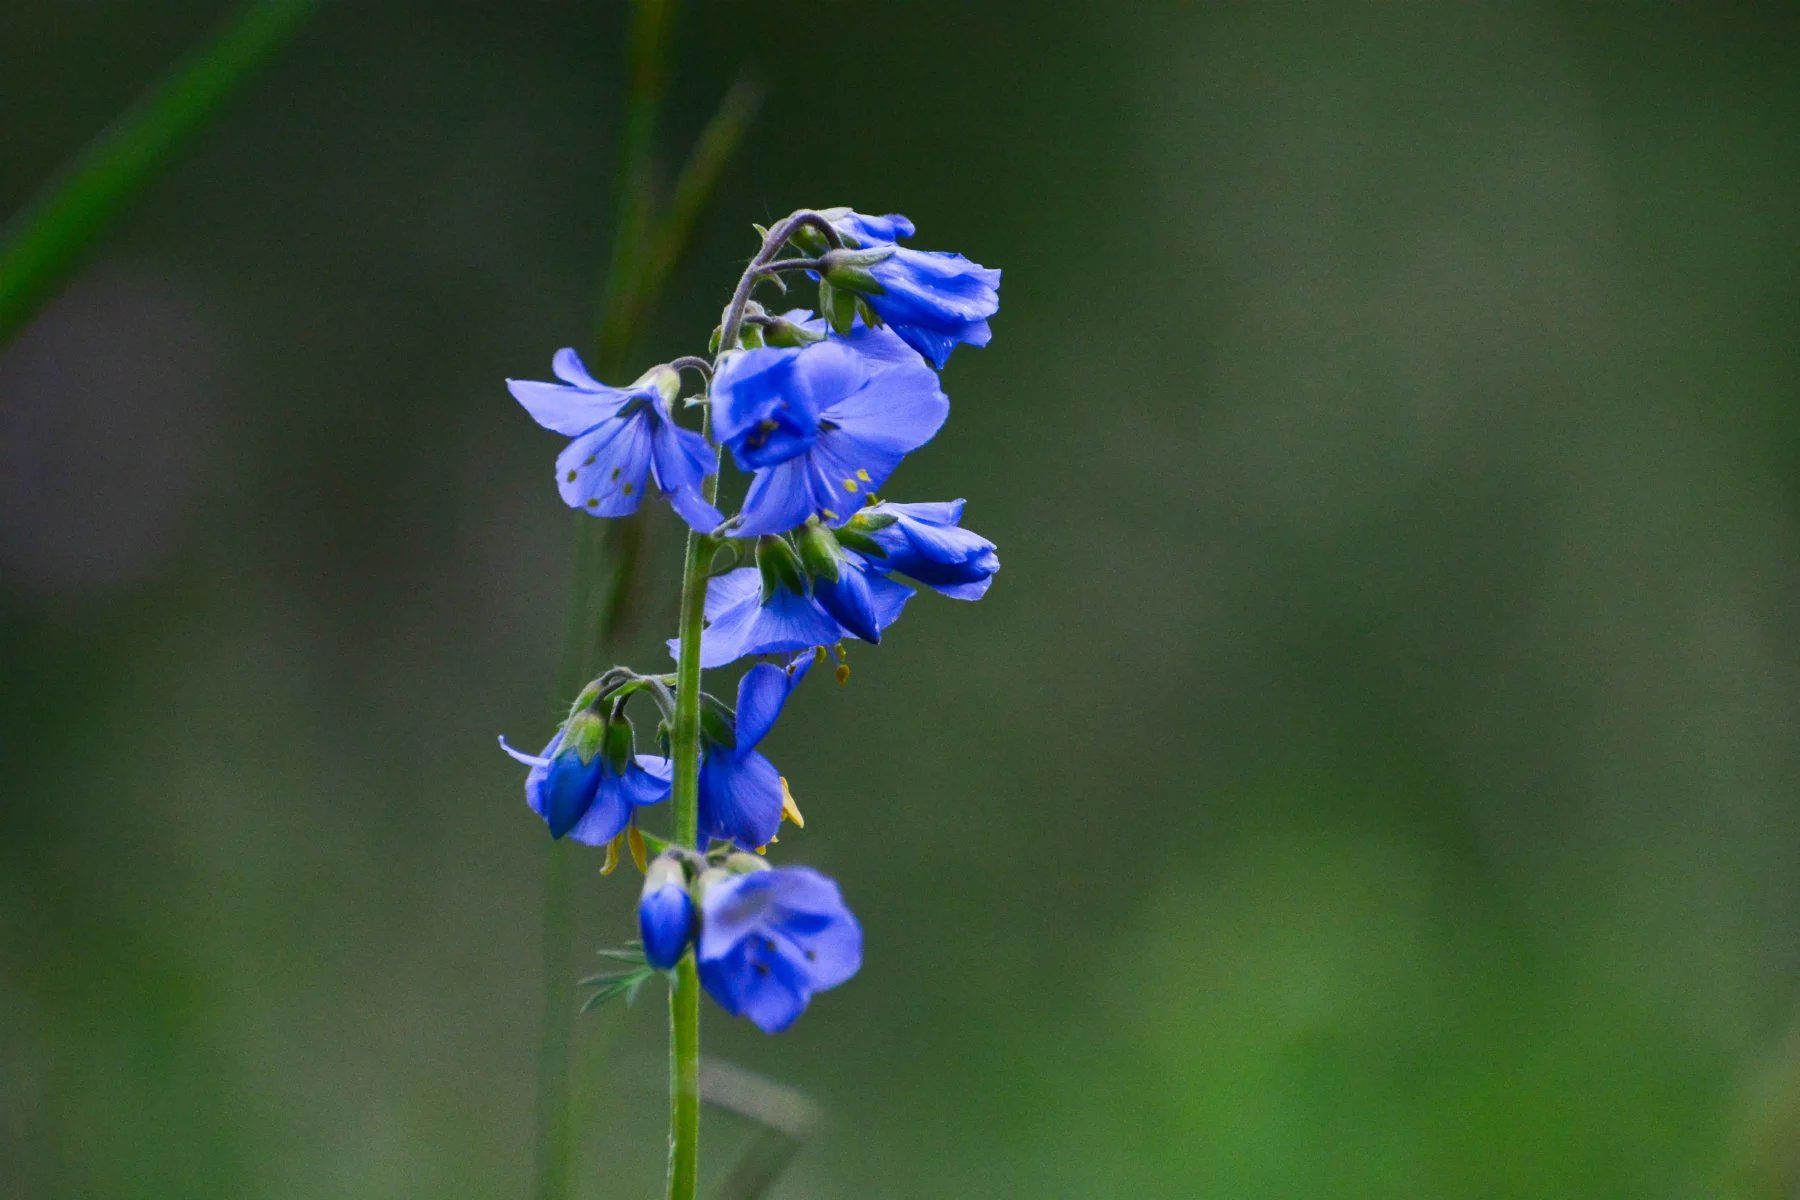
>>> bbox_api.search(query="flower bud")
[602,716,635,776]
[638,855,696,970]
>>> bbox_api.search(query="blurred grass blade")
[0,0,319,346]
[595,70,764,369]
[701,1060,818,1200]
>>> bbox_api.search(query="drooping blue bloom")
[850,499,999,600]
[710,327,947,535]
[697,863,862,1033]
[507,350,722,531]
[639,855,696,970]
[817,210,1001,369]
[499,718,671,844]
[696,657,811,851]
[678,564,911,670]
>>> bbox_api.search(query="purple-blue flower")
[639,855,696,970]
[681,563,911,670]
[500,714,671,844]
[507,350,722,531]
[849,499,999,600]
[710,327,947,536]
[819,210,1001,369]
[697,863,862,1033]
[696,657,811,850]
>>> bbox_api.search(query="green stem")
[661,209,829,1200]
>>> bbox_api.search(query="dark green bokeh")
[4,4,1798,1198]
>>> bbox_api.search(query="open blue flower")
[817,210,1000,368]
[679,564,911,670]
[507,349,722,531]
[499,720,671,845]
[851,500,999,600]
[697,863,862,1033]
[696,657,812,850]
[710,328,947,535]
[639,855,696,970]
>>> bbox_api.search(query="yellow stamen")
[779,777,805,828]
[842,479,860,493]
[599,833,621,876]
[855,468,871,482]
[626,825,647,873]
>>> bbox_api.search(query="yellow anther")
[855,468,871,482]
[842,479,860,493]
[834,662,851,686]
[821,508,839,520]
[626,825,648,873]
[599,833,622,876]
[779,777,805,828]
[812,646,828,666]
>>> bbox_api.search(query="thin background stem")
[0,0,320,346]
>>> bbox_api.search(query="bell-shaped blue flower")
[696,658,811,850]
[813,210,1000,369]
[710,327,947,536]
[849,499,999,600]
[638,855,696,970]
[678,563,912,670]
[507,349,723,531]
[697,861,862,1033]
[500,711,671,845]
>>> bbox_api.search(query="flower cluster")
[502,208,999,1032]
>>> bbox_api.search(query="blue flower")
[815,210,1000,369]
[500,714,671,844]
[639,855,696,970]
[697,863,862,1033]
[710,327,948,535]
[507,349,723,531]
[680,563,911,670]
[849,500,999,600]
[696,658,812,850]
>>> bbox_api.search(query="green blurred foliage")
[3,3,1798,1198]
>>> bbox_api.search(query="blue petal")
[666,486,725,533]
[696,748,785,850]
[710,346,811,450]
[812,560,881,644]
[866,571,915,630]
[735,457,830,537]
[696,583,841,670]
[507,377,630,437]
[831,210,915,247]
[556,413,655,516]
[552,347,604,388]
[808,358,948,496]
[538,751,603,840]
[697,936,811,1033]
[617,757,673,809]
[734,655,811,753]
[563,771,633,845]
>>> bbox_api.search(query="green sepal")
[796,522,842,582]
[562,709,607,764]
[756,535,807,601]
[833,526,887,558]
[762,314,827,348]
[700,694,736,750]
[602,718,634,775]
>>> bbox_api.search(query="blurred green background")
[4,3,1799,1197]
